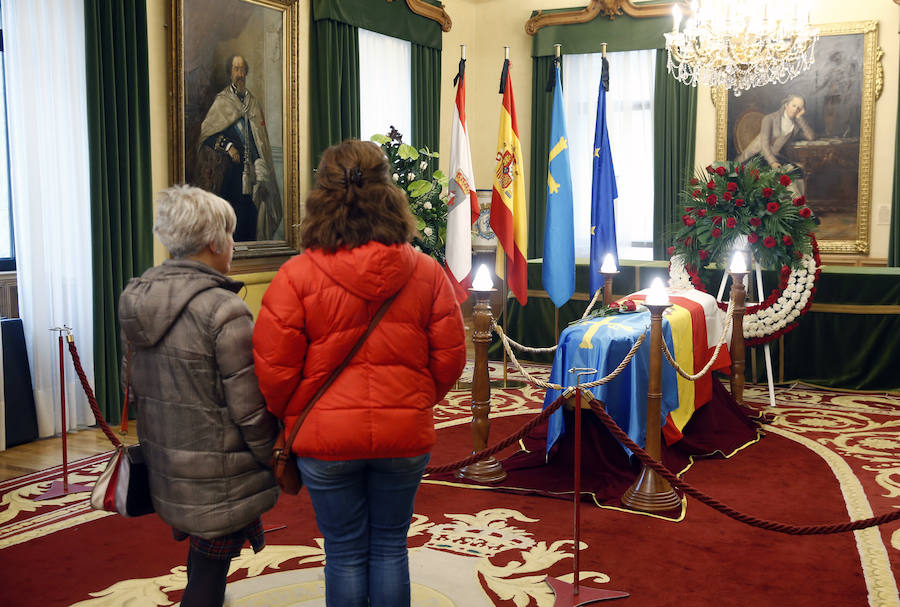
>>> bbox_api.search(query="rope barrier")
[423,393,570,474]
[493,320,648,391]
[66,338,122,449]
[585,394,900,535]
[498,285,603,356]
[65,328,900,536]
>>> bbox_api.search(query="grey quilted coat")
[119,259,279,539]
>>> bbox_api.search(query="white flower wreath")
[668,238,821,346]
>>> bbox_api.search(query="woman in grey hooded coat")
[118,185,279,607]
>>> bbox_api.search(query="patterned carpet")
[1,362,899,606]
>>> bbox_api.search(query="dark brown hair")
[301,139,418,251]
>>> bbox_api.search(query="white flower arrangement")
[668,245,820,346]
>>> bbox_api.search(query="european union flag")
[542,60,575,308]
[589,56,618,297]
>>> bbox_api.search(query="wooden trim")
[401,0,452,32]
[809,303,900,315]
[525,0,681,35]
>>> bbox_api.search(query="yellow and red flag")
[490,58,528,305]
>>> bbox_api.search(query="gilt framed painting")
[714,20,883,255]
[169,0,301,270]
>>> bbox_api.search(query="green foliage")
[371,127,448,264]
[669,160,818,289]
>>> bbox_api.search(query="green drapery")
[312,0,441,49]
[84,0,153,422]
[411,43,441,162]
[889,55,900,266]
[528,55,555,259]
[652,49,697,259]
[309,17,360,172]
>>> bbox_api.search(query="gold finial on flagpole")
[504,45,510,60]
[460,44,466,60]
[554,43,561,58]
[601,42,607,58]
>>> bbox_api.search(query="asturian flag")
[446,57,480,302]
[490,58,528,306]
[542,58,575,308]
[589,55,618,297]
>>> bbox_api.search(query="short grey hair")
[153,185,236,258]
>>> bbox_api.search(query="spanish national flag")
[490,58,528,305]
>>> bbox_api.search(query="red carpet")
[1,367,898,606]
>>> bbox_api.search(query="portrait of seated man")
[195,55,283,242]
[735,94,815,197]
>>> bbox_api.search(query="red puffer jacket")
[253,242,467,460]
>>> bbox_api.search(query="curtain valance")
[313,0,442,50]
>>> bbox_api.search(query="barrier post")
[456,270,506,483]
[35,327,92,500]
[729,254,748,405]
[620,281,681,512]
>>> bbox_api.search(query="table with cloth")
[542,288,731,456]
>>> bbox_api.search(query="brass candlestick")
[456,287,507,483]
[621,302,681,512]
[729,270,748,405]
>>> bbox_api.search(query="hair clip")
[348,166,363,186]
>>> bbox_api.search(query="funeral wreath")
[667,160,821,346]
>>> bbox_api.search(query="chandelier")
[664,1,818,96]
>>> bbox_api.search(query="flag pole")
[502,45,510,388]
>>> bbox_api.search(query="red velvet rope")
[584,395,900,535]
[66,339,122,449]
[66,338,900,534]
[424,393,568,474]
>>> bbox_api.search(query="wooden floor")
[0,423,140,482]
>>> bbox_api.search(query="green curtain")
[652,49,697,259]
[528,55,555,259]
[309,18,360,172]
[84,0,153,423]
[411,43,441,165]
[889,55,900,266]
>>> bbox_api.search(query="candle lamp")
[599,253,619,308]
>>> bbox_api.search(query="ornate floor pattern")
[2,365,898,606]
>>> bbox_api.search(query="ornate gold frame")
[526,0,683,34]
[713,20,883,256]
[168,0,301,272]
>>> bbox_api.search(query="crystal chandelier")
[664,1,818,96]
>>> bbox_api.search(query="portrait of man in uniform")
[177,0,289,244]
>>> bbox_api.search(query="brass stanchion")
[729,253,748,405]
[456,267,507,483]
[621,279,681,512]
[35,327,92,500]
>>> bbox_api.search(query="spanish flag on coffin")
[629,291,732,445]
[542,292,730,455]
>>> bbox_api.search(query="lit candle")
[600,253,618,274]
[646,277,670,306]
[672,4,682,32]
[472,264,494,291]
[730,252,747,274]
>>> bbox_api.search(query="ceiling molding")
[526,0,681,35]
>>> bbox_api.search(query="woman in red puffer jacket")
[253,139,466,607]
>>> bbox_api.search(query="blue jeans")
[297,454,429,607]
